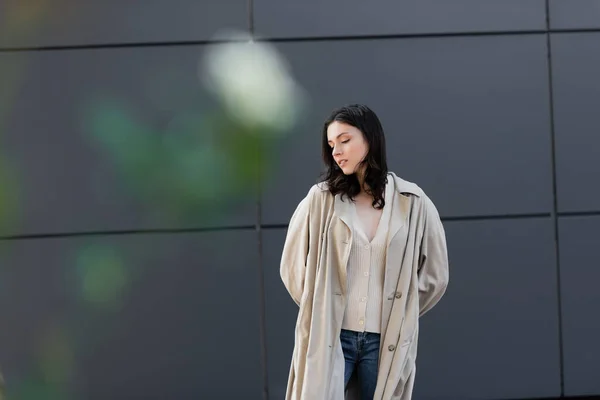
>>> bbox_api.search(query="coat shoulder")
[294,181,333,212]
[390,173,443,221]
[306,181,332,199]
[313,180,330,192]
[390,172,426,198]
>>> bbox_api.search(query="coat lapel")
[381,175,413,340]
[333,175,411,247]
[334,193,354,235]
[386,176,410,248]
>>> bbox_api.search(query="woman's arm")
[418,196,450,317]
[280,192,312,306]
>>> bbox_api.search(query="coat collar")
[386,175,409,247]
[387,172,422,246]
[334,191,354,235]
[334,172,419,247]
[389,172,423,198]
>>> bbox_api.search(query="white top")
[341,180,393,333]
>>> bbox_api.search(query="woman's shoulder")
[288,181,333,219]
[292,180,333,210]
[389,172,442,217]
[389,172,425,198]
[304,180,332,201]
[312,180,330,193]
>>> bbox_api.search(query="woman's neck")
[356,179,370,197]
[356,168,369,195]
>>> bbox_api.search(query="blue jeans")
[341,329,380,399]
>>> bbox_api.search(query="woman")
[280,104,449,400]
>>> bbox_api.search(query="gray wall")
[1,1,599,399]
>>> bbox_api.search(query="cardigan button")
[388,344,396,351]
[395,292,402,299]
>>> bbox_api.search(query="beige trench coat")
[280,172,449,400]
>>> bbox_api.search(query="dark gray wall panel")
[551,33,600,213]
[268,227,396,399]
[254,0,545,39]
[262,36,552,225]
[549,0,600,29]
[0,230,262,399]
[0,1,247,48]
[414,218,560,400]
[263,228,297,399]
[559,216,600,396]
[0,46,256,235]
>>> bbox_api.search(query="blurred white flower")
[200,30,305,134]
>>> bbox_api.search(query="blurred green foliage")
[76,243,129,312]
[0,6,306,397]
[84,97,277,225]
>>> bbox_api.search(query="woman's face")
[326,121,369,175]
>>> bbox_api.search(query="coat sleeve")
[418,196,449,317]
[280,191,312,306]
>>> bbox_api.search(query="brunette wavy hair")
[321,104,389,209]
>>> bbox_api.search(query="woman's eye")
[342,139,349,144]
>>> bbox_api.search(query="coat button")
[388,344,396,351]
[395,292,402,299]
